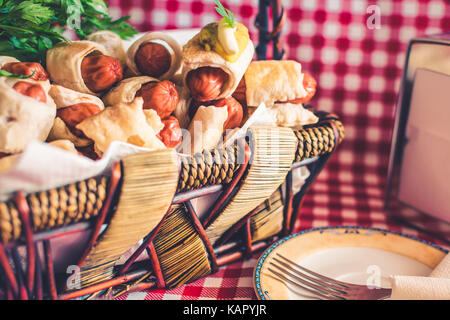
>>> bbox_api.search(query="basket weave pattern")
[0,112,344,299]
[0,113,343,246]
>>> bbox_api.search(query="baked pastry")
[0,77,56,154]
[47,85,105,147]
[234,60,316,107]
[86,30,127,66]
[76,97,166,156]
[182,22,254,102]
[48,139,78,154]
[103,76,179,120]
[233,60,318,127]
[126,32,182,80]
[103,76,159,106]
[183,105,228,154]
[46,41,123,96]
[266,103,318,128]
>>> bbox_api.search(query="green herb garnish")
[0,69,35,79]
[214,0,235,28]
[0,0,138,65]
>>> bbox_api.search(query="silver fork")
[267,253,392,300]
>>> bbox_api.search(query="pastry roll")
[49,85,105,110]
[86,30,127,66]
[103,76,158,106]
[2,61,49,82]
[76,97,166,156]
[183,105,228,154]
[232,60,319,128]
[103,76,179,120]
[46,41,123,96]
[182,23,254,102]
[47,85,105,147]
[126,32,182,80]
[0,77,56,153]
[233,60,317,107]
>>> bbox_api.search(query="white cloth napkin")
[390,253,450,300]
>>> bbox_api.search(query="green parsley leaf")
[214,0,235,28]
[0,69,35,79]
[0,0,138,65]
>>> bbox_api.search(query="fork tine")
[271,257,348,294]
[276,253,350,288]
[267,267,342,300]
[269,262,347,299]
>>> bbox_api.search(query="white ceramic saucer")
[253,226,448,300]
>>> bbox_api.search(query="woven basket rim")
[0,109,344,246]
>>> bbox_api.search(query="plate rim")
[253,225,449,300]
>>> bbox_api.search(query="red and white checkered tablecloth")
[107,0,450,300]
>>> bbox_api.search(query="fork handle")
[390,276,450,300]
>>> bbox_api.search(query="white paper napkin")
[0,140,155,201]
[390,253,450,300]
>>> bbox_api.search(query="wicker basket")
[0,1,345,300]
[0,109,343,299]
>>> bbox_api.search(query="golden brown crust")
[244,60,308,107]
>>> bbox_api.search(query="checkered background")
[106,0,450,300]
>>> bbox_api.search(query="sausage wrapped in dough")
[46,41,123,96]
[182,22,254,102]
[0,77,56,153]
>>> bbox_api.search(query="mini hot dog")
[232,60,317,107]
[136,80,179,119]
[135,43,172,78]
[186,67,229,102]
[103,76,179,120]
[126,32,182,80]
[46,41,121,96]
[56,102,103,137]
[157,116,182,148]
[80,55,123,93]
[47,85,105,147]
[76,98,166,156]
[12,81,47,103]
[0,77,55,154]
[182,22,254,102]
[2,62,49,81]
[86,30,127,66]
